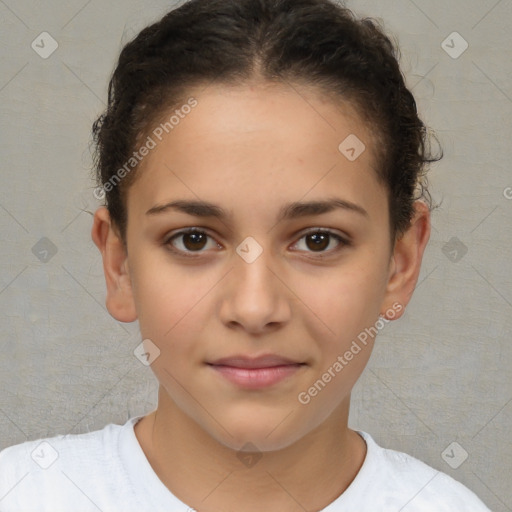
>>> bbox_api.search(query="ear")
[91,207,138,323]
[381,200,431,320]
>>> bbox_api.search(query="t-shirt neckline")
[119,415,374,511]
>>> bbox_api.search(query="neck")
[134,386,366,512]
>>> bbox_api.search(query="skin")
[92,81,430,512]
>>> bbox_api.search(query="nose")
[219,243,291,335]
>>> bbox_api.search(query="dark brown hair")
[92,0,441,244]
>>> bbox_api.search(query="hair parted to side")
[92,0,442,245]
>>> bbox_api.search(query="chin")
[206,409,309,453]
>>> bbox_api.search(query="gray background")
[0,0,511,510]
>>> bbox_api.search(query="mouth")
[206,354,306,389]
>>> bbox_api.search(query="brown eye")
[305,232,330,252]
[181,231,208,251]
[293,229,348,255]
[166,229,218,255]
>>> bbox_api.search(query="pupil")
[307,233,328,251]
[185,232,206,251]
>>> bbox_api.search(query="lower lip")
[208,364,304,389]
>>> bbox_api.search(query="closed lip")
[207,354,305,369]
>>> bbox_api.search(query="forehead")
[165,81,376,162]
[127,82,387,226]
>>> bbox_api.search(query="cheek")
[130,255,214,346]
[132,266,211,394]
[293,267,384,416]
[294,256,388,347]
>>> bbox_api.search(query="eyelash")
[163,227,350,259]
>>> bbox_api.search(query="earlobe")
[91,207,138,323]
[381,201,431,320]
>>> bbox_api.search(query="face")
[119,82,402,451]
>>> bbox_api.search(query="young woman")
[0,1,491,510]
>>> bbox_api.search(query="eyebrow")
[146,197,369,222]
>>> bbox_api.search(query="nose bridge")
[233,235,279,298]
[237,240,273,285]
[220,235,290,331]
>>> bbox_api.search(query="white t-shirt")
[0,416,490,512]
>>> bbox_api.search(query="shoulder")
[0,419,131,511]
[0,420,124,474]
[348,432,491,512]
